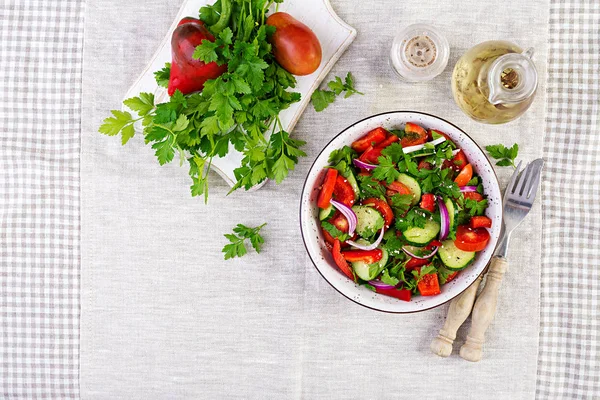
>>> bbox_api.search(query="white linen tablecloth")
[80,0,546,399]
[0,0,599,398]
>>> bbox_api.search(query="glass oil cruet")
[451,41,538,124]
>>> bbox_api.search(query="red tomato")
[317,169,338,208]
[363,197,394,227]
[375,287,412,302]
[464,192,484,202]
[332,240,354,280]
[405,258,431,270]
[351,127,388,152]
[358,171,371,177]
[455,225,490,252]
[418,159,433,170]
[332,175,355,207]
[454,164,473,187]
[402,122,428,147]
[445,271,459,283]
[420,193,436,212]
[386,181,412,195]
[266,13,322,76]
[470,216,492,229]
[168,19,228,96]
[418,273,441,296]
[443,150,468,171]
[342,249,383,264]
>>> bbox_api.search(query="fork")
[459,159,544,361]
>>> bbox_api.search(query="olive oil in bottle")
[452,41,538,124]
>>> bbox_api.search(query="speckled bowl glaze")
[300,111,503,313]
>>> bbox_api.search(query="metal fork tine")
[507,160,523,194]
[517,162,534,196]
[525,160,544,199]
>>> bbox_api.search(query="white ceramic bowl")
[300,111,503,313]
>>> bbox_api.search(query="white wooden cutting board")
[123,0,357,188]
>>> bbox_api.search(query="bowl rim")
[299,110,503,314]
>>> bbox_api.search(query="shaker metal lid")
[390,24,450,82]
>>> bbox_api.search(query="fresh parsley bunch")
[99,0,306,203]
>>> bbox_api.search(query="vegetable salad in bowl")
[300,112,502,313]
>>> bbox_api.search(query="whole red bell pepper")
[168,18,227,96]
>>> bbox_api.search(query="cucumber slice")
[319,204,335,221]
[397,173,422,205]
[439,240,475,270]
[444,198,457,231]
[352,205,384,237]
[352,248,389,281]
[344,170,360,198]
[402,219,441,245]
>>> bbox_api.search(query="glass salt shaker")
[390,24,450,82]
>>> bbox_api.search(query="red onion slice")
[330,199,358,236]
[347,227,385,250]
[353,158,377,170]
[368,280,396,290]
[459,186,478,192]
[402,245,439,259]
[437,196,450,241]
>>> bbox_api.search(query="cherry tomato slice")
[386,181,412,195]
[330,212,349,233]
[322,228,336,246]
[420,193,436,212]
[470,216,492,229]
[427,240,443,249]
[332,175,355,207]
[363,197,394,227]
[443,150,468,171]
[375,287,412,302]
[351,127,388,152]
[417,273,441,296]
[317,169,338,209]
[332,240,354,280]
[341,249,383,264]
[464,192,484,202]
[376,134,399,149]
[402,122,428,147]
[359,146,384,164]
[418,159,433,170]
[445,271,459,283]
[454,164,473,187]
[405,257,431,270]
[455,225,490,252]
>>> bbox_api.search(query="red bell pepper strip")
[317,169,338,209]
[332,240,354,280]
[341,249,383,264]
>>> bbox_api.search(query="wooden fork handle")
[430,275,483,357]
[460,256,508,362]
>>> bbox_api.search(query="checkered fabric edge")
[537,0,600,398]
[0,0,83,398]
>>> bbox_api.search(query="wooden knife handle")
[460,256,508,362]
[430,275,483,357]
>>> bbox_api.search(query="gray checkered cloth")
[0,0,82,398]
[536,1,600,398]
[0,0,598,399]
